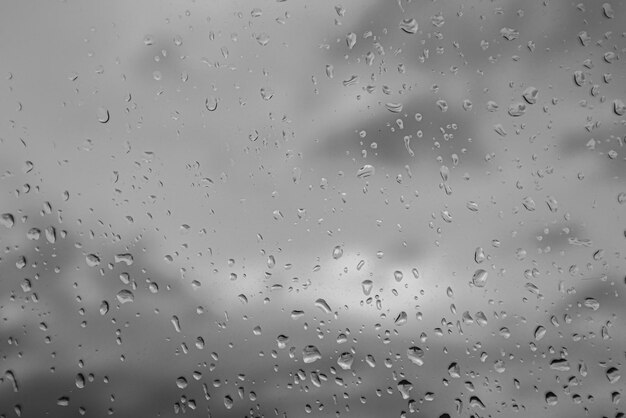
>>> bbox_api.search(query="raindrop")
[85,254,101,267]
[545,392,558,406]
[116,289,134,304]
[399,18,418,34]
[171,315,182,332]
[302,345,322,363]
[522,86,539,104]
[346,32,357,49]
[602,3,614,18]
[176,377,188,389]
[385,102,403,113]
[394,311,408,326]
[508,102,527,117]
[606,367,621,384]
[471,269,488,287]
[205,96,218,111]
[397,380,413,399]
[407,346,424,366]
[613,100,626,116]
[314,298,332,314]
[97,107,110,123]
[361,280,373,296]
[534,325,546,341]
[573,71,586,87]
[0,213,15,228]
[337,352,354,370]
[357,164,375,179]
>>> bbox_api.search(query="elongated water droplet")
[314,298,332,314]
[357,164,375,178]
[171,315,182,332]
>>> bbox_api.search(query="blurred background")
[0,0,625,416]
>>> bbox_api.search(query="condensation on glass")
[0,0,624,417]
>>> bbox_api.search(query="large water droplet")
[471,269,488,287]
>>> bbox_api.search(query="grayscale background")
[0,0,624,417]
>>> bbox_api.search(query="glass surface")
[0,0,625,416]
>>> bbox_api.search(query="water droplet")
[114,253,134,265]
[399,18,418,34]
[448,362,460,378]
[85,254,101,267]
[385,102,403,113]
[337,352,354,370]
[171,315,182,332]
[0,213,14,228]
[508,102,527,117]
[205,96,218,111]
[618,192,626,204]
[57,397,70,407]
[534,325,546,341]
[97,107,110,123]
[45,226,56,244]
[602,3,614,18]
[276,334,289,349]
[584,298,599,310]
[361,280,373,296]
[5,370,19,392]
[116,289,134,304]
[393,270,403,282]
[573,70,586,87]
[224,395,234,409]
[545,392,558,406]
[302,345,322,363]
[500,27,519,41]
[332,245,343,259]
[606,367,621,383]
[520,88,538,107]
[407,346,424,366]
[314,298,332,314]
[99,301,109,315]
[397,379,413,399]
[613,100,626,116]
[394,311,408,326]
[357,164,375,178]
[346,32,357,49]
[75,373,85,389]
[471,269,488,287]
[255,33,270,46]
[549,358,570,371]
[176,376,188,389]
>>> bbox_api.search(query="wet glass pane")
[1,0,625,416]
